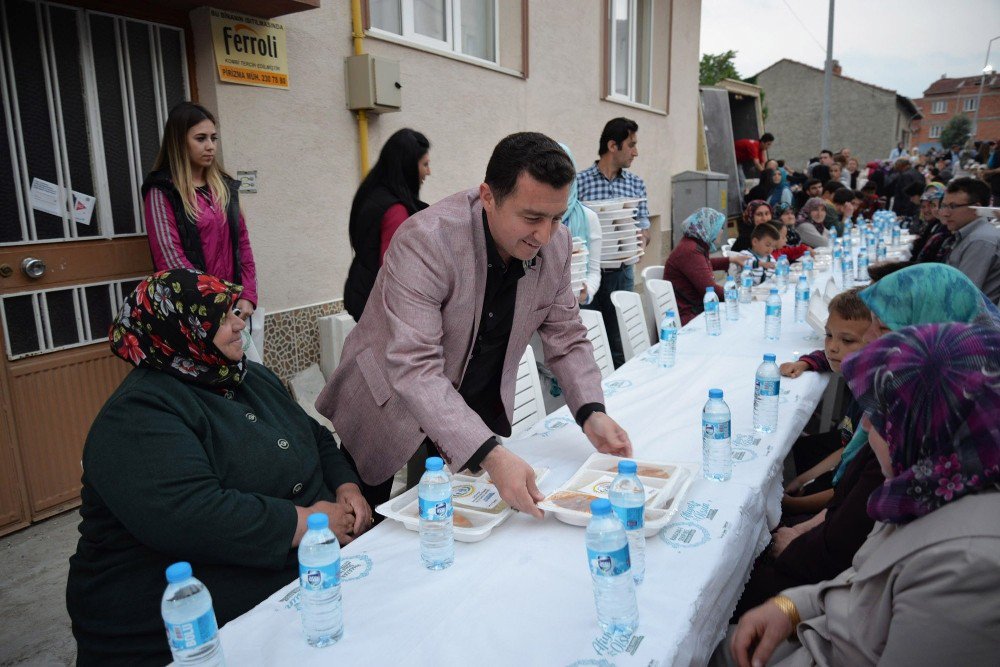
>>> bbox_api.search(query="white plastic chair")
[318,312,357,379]
[509,345,547,437]
[610,290,651,362]
[579,308,614,379]
[644,279,680,342]
[640,265,663,284]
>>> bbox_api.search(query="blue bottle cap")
[165,561,192,584]
[666,309,675,317]
[590,498,612,515]
[770,288,779,295]
[425,456,444,471]
[763,353,776,362]
[799,275,808,282]
[709,388,723,399]
[618,460,637,474]
[705,286,714,292]
[307,513,329,530]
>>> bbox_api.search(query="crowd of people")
[61,101,999,665]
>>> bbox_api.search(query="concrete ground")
[0,511,79,667]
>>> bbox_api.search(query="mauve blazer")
[316,189,604,485]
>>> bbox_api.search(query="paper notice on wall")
[28,177,96,226]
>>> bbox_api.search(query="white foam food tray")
[375,467,549,542]
[595,208,638,221]
[582,199,625,212]
[537,453,695,537]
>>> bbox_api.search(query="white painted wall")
[190,1,701,313]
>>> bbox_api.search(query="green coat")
[67,361,359,666]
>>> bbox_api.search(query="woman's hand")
[728,254,749,266]
[235,298,254,320]
[770,526,801,558]
[779,361,808,378]
[336,482,373,537]
[578,286,588,304]
[293,500,356,546]
[730,599,795,667]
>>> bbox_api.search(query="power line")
[780,0,828,54]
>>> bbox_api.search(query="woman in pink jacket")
[141,102,257,320]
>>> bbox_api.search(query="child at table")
[771,219,810,263]
[729,223,779,285]
[778,288,871,515]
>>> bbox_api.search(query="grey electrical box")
[344,54,401,113]
[670,170,729,248]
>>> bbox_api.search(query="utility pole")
[820,0,835,150]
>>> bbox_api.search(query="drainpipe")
[350,0,370,175]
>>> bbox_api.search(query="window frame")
[606,0,654,107]
[368,0,500,65]
[931,100,946,114]
[929,125,943,139]
[962,97,977,112]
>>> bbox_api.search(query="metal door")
[0,0,188,534]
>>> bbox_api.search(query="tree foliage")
[700,50,740,86]
[939,114,972,148]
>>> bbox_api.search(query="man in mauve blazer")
[316,132,631,516]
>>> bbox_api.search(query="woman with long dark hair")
[142,102,257,324]
[344,128,431,321]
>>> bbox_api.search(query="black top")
[66,362,359,666]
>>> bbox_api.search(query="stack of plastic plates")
[583,199,644,268]
[571,237,588,295]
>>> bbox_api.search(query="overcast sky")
[700,0,1000,99]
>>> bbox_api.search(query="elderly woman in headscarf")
[663,207,745,325]
[67,269,371,666]
[723,321,1000,667]
[559,143,602,304]
[731,199,773,252]
[794,197,830,248]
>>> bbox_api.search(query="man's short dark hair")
[752,223,780,241]
[761,132,774,143]
[945,177,991,206]
[598,117,639,156]
[805,177,822,190]
[860,181,877,192]
[776,159,785,167]
[823,180,846,195]
[484,132,575,205]
[832,188,854,205]
[820,149,833,157]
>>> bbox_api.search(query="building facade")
[912,73,1000,151]
[752,59,920,170]
[0,0,701,534]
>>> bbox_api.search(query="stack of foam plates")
[571,237,588,294]
[583,200,644,268]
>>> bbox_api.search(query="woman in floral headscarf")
[725,322,1000,667]
[794,197,830,248]
[664,208,746,325]
[67,268,370,666]
[732,199,773,252]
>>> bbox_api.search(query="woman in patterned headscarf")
[794,197,830,248]
[68,269,369,666]
[727,322,1000,667]
[732,199,773,252]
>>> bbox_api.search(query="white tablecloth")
[218,277,831,666]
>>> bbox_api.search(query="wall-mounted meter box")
[344,54,401,113]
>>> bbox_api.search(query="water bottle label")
[165,609,218,651]
[587,545,631,577]
[800,289,810,300]
[419,496,453,521]
[755,378,780,397]
[660,328,677,341]
[703,419,731,440]
[704,301,718,313]
[300,558,341,591]
[612,504,645,530]
[765,305,780,317]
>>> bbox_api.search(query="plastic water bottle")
[418,457,454,570]
[298,514,343,647]
[794,275,810,323]
[608,461,646,586]
[764,288,781,340]
[832,247,843,282]
[842,253,854,289]
[802,250,814,281]
[585,499,639,634]
[703,287,721,336]
[829,227,838,245]
[161,562,225,666]
[891,226,901,246]
[753,354,781,433]
[702,389,732,481]
[857,252,869,282]
[775,255,790,292]
[739,269,753,304]
[658,310,677,368]
[724,276,739,321]
[876,241,887,262]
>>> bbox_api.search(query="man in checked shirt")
[577,117,650,367]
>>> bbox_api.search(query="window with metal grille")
[1,276,145,359]
[0,0,188,246]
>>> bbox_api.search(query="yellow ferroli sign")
[209,9,289,89]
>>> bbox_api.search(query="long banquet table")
[218,271,833,666]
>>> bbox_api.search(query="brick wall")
[914,86,1000,148]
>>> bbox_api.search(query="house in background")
[0,0,702,535]
[751,58,921,170]
[912,72,1000,151]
